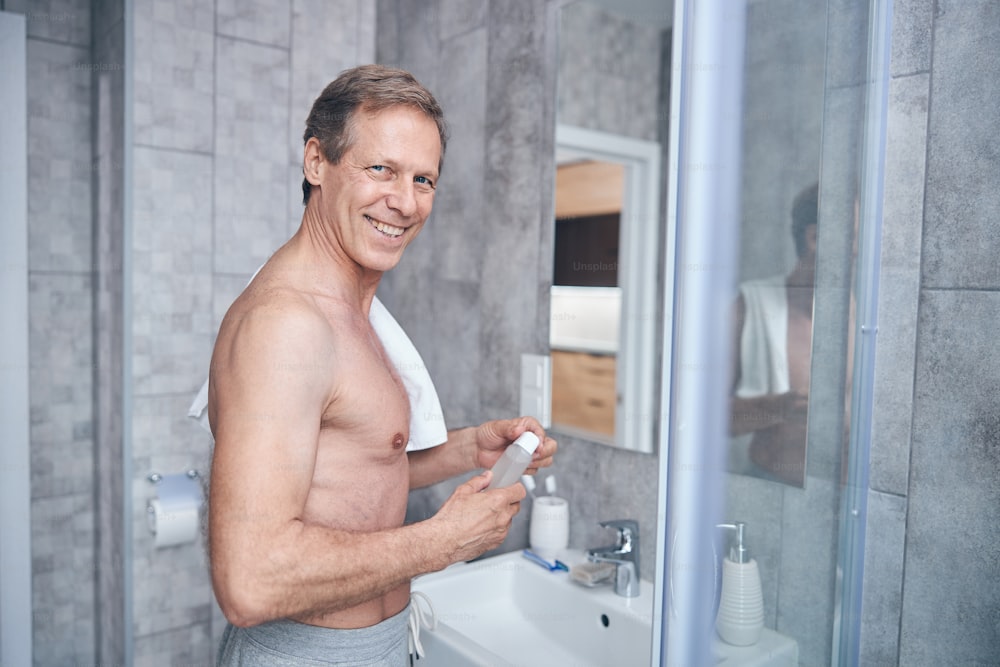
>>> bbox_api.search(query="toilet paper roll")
[147,498,200,548]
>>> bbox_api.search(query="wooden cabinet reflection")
[550,349,616,438]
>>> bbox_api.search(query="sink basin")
[410,549,654,666]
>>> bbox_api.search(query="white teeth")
[366,215,404,237]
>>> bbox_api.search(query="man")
[208,65,557,664]
[729,183,818,486]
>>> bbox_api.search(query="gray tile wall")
[557,1,663,142]
[864,1,1000,664]
[14,0,97,662]
[127,2,375,664]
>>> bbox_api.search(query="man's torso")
[217,252,414,628]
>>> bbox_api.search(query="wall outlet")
[520,354,551,428]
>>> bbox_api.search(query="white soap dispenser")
[715,521,764,646]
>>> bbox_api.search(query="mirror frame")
[552,124,663,454]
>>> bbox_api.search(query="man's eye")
[370,165,386,173]
[415,175,434,188]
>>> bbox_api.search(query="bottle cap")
[512,431,540,454]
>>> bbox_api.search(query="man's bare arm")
[408,418,556,490]
[208,301,523,627]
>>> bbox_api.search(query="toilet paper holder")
[146,470,204,548]
[147,469,200,484]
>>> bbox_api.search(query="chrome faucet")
[587,519,641,597]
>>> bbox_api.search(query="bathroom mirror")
[550,0,670,454]
[550,126,661,453]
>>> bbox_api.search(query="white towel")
[735,274,790,398]
[187,287,447,452]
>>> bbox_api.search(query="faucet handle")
[594,520,640,595]
[598,519,639,548]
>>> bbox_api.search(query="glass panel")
[650,0,884,662]
[719,0,874,666]
[728,3,833,488]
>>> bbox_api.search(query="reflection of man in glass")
[729,183,818,486]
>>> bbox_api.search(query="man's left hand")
[473,416,557,476]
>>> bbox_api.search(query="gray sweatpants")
[217,605,410,666]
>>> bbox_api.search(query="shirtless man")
[208,65,556,664]
[729,184,818,486]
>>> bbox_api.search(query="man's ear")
[303,137,325,189]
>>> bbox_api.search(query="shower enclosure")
[654,1,888,665]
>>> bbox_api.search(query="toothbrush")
[521,475,537,500]
[522,549,570,572]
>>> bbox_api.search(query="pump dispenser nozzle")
[716,522,750,564]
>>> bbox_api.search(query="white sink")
[411,549,799,666]
[410,549,654,667]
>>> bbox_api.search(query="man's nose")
[386,179,418,217]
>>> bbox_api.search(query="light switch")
[520,354,551,428]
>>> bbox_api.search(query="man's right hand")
[431,471,526,565]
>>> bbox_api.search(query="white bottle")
[715,522,764,646]
[486,432,540,489]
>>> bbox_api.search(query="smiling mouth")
[365,215,405,238]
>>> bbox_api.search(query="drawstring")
[408,591,436,662]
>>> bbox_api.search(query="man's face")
[317,105,441,274]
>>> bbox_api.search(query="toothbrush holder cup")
[529,496,569,559]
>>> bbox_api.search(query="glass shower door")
[655,1,889,665]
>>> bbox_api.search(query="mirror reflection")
[551,0,669,453]
[729,184,818,486]
[724,0,831,487]
[550,159,623,442]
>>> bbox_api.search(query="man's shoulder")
[217,280,340,366]
[228,280,324,326]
